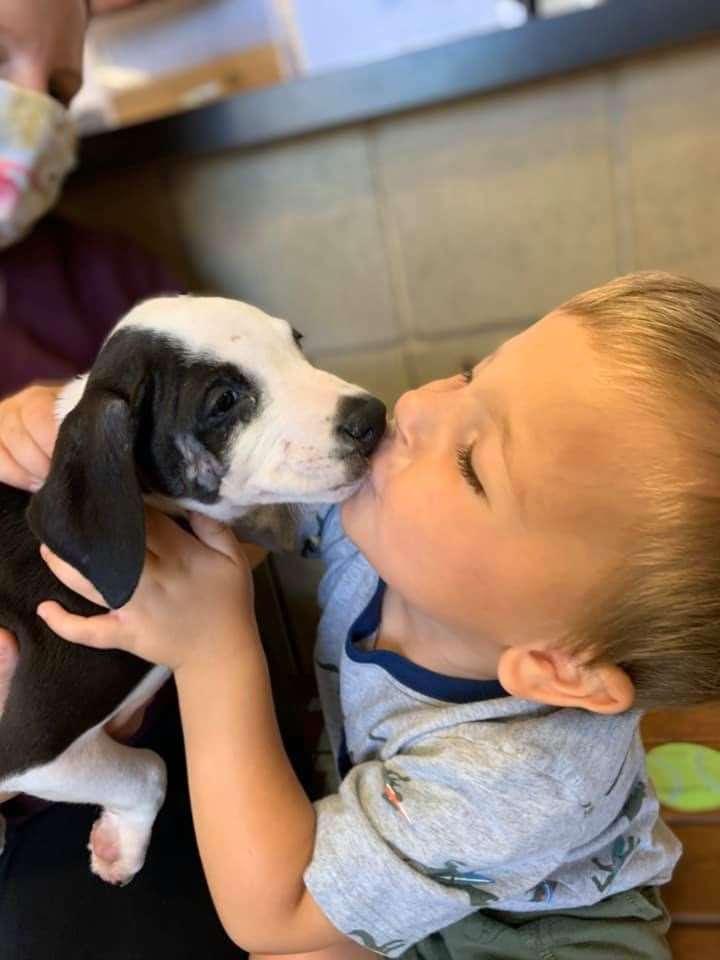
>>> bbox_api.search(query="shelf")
[77,0,720,175]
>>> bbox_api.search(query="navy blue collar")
[346,580,508,704]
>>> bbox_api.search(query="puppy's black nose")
[337,395,387,456]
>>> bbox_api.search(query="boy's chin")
[340,482,372,543]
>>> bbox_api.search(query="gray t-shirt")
[294,505,681,956]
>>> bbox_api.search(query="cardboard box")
[110,43,284,124]
[74,0,291,129]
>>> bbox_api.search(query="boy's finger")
[189,512,246,564]
[36,601,122,650]
[40,545,109,608]
[144,508,193,555]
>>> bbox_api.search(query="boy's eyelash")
[460,368,474,384]
[456,444,484,496]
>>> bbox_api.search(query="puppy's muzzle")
[336,395,387,457]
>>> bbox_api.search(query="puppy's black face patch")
[92,328,261,504]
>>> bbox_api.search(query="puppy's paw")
[88,810,152,886]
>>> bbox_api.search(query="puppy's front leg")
[0,728,166,885]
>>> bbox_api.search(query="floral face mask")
[0,79,77,249]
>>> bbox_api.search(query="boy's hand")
[0,384,60,491]
[37,509,261,673]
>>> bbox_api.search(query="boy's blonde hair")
[557,271,720,709]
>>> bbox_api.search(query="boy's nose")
[393,387,440,443]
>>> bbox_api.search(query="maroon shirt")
[0,217,180,825]
[0,216,181,396]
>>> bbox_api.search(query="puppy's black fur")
[0,328,259,779]
[0,482,150,777]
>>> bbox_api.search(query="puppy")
[0,295,385,884]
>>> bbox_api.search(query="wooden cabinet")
[642,705,720,955]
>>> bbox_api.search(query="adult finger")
[2,416,51,483]
[0,628,19,717]
[0,439,37,491]
[0,628,18,658]
[19,388,60,459]
[0,630,20,720]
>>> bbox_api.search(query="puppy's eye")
[205,386,241,419]
[214,389,238,414]
[292,328,304,348]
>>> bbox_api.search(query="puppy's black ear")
[26,388,145,609]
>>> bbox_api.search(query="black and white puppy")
[0,295,385,884]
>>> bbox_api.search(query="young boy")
[4,271,717,959]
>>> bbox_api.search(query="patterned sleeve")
[303,733,583,955]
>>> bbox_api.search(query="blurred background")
[76,1,604,130]
[64,0,720,430]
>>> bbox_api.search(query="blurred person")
[91,0,149,12]
[0,0,178,705]
[0,3,252,956]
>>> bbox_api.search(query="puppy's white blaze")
[117,295,299,372]
[117,295,371,507]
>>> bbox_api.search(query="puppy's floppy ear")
[27,387,145,609]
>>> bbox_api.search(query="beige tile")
[60,163,193,284]
[373,73,618,337]
[310,345,412,409]
[172,128,398,354]
[617,43,720,285]
[409,324,529,385]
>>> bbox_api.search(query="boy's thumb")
[188,512,245,565]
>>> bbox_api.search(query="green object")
[399,887,670,960]
[646,742,720,812]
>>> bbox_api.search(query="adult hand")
[0,628,19,720]
[0,384,60,491]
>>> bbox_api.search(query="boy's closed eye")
[456,443,485,496]
[456,361,489,499]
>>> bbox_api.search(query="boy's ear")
[498,646,635,714]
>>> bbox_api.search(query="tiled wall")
[63,41,720,408]
[60,40,720,660]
